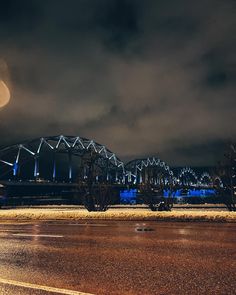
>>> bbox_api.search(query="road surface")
[0,220,235,294]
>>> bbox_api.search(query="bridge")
[0,135,223,209]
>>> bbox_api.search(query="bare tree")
[216,143,236,211]
[78,152,116,211]
[139,181,173,211]
[80,183,115,212]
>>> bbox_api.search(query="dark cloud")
[0,0,235,166]
[0,0,42,28]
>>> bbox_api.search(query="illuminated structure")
[0,135,124,183]
[178,167,198,186]
[125,157,174,185]
[0,135,223,205]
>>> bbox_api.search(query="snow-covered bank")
[0,208,235,222]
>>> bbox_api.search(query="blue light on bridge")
[164,190,182,197]
[13,163,18,176]
[164,189,216,198]
[187,189,216,197]
[120,189,137,204]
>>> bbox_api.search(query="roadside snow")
[0,208,235,222]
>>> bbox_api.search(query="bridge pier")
[53,152,56,181]
[68,152,72,182]
[34,157,39,178]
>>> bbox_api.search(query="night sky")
[0,0,235,166]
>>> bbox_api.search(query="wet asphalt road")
[0,221,235,295]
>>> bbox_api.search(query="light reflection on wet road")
[0,221,235,295]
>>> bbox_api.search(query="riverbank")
[0,208,235,222]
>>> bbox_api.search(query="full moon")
[0,80,10,108]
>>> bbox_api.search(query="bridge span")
[0,135,223,209]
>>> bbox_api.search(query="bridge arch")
[178,167,198,186]
[199,172,213,187]
[213,176,223,188]
[125,157,174,185]
[0,135,124,183]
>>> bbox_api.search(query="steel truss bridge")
[0,135,223,198]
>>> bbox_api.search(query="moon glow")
[0,80,10,108]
